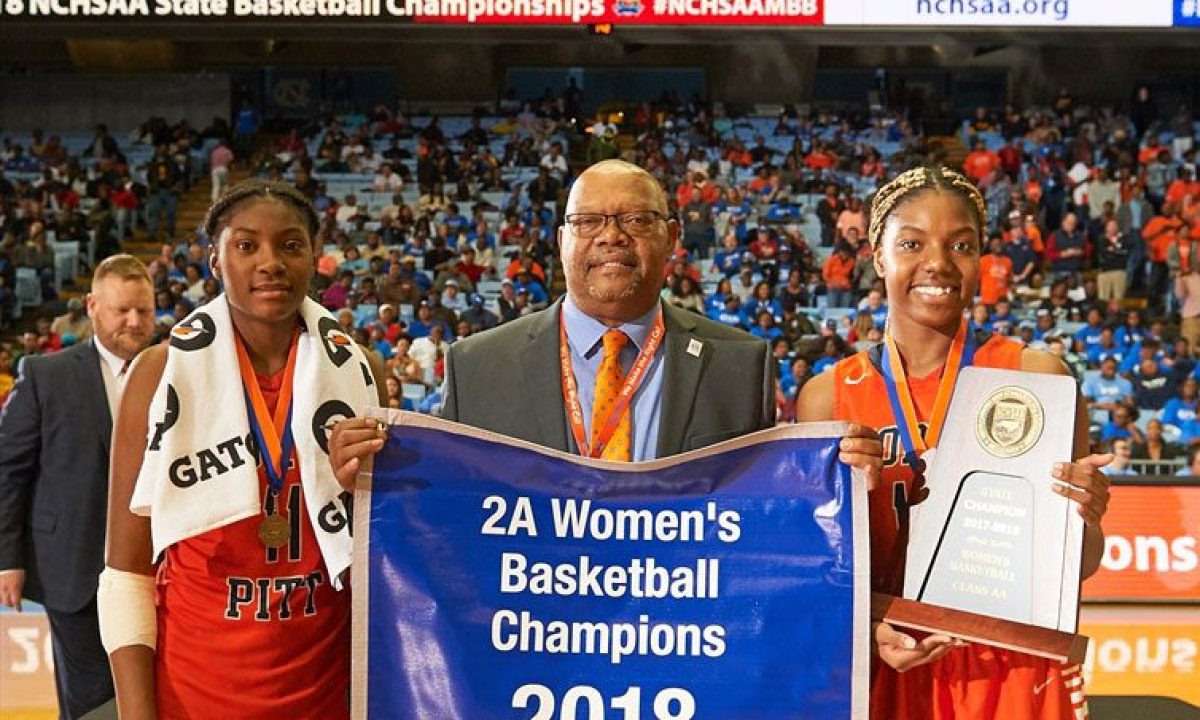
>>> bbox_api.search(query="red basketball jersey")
[155,369,350,720]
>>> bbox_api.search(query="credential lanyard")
[234,329,300,497]
[879,318,977,472]
[559,311,665,459]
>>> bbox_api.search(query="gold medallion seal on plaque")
[975,386,1044,458]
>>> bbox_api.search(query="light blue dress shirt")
[561,296,665,461]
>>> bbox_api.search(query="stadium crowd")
[3,83,1200,473]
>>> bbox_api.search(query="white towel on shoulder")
[130,294,377,588]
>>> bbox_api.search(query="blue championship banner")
[352,413,869,719]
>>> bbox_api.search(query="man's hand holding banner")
[352,413,869,719]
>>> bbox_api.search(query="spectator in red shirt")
[674,171,720,207]
[504,253,546,284]
[278,127,305,155]
[111,176,139,241]
[823,243,856,308]
[748,227,780,262]
[997,137,1024,180]
[376,304,405,344]
[963,139,1001,183]
[1165,167,1200,207]
[859,149,885,180]
[499,213,526,246]
[32,316,62,352]
[453,246,487,285]
[978,236,1014,306]
[805,142,837,171]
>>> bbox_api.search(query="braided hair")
[203,178,320,241]
[867,166,986,250]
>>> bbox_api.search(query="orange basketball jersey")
[833,334,1086,720]
[154,369,351,720]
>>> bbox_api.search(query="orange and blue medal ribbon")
[234,329,300,511]
[879,318,977,474]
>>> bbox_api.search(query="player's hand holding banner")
[352,412,869,719]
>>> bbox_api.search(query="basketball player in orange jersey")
[798,167,1111,720]
[101,181,385,719]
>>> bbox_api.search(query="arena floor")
[2,604,1196,719]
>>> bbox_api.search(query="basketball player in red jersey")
[103,181,385,719]
[798,167,1111,720]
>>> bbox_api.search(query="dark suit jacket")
[0,341,113,612]
[441,300,774,457]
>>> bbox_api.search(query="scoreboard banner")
[0,0,823,23]
[2,0,1193,24]
[352,413,868,720]
[825,0,1175,27]
[1082,483,1200,603]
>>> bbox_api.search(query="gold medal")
[258,512,290,549]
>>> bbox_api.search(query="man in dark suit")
[442,159,772,457]
[0,255,155,719]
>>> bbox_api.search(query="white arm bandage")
[97,566,157,653]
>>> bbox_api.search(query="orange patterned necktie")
[592,329,632,462]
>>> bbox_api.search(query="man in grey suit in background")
[331,160,880,475]
[0,255,155,719]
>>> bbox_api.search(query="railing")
[1124,458,1189,478]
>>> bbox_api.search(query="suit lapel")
[657,303,707,457]
[78,342,114,453]
[520,301,570,452]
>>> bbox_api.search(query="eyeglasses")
[564,211,667,238]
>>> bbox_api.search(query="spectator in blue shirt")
[3,145,41,173]
[812,335,846,375]
[466,221,496,248]
[709,294,746,329]
[399,255,433,293]
[1082,356,1134,423]
[1099,403,1145,445]
[1087,328,1127,368]
[369,325,394,361]
[1116,309,1147,349]
[442,203,469,235]
[968,303,992,335]
[1132,358,1175,412]
[773,338,796,394]
[406,302,441,339]
[713,233,743,278]
[1175,445,1200,477]
[1168,338,1195,380]
[1074,308,1106,351]
[1002,217,1038,287]
[744,282,783,323]
[1032,310,1057,341]
[705,277,732,316]
[857,289,888,328]
[1163,377,1199,429]
[1099,438,1138,477]
[750,310,784,342]
[1119,338,1166,377]
[512,272,549,308]
[988,298,1017,336]
[710,188,748,244]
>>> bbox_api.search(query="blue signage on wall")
[1176,0,1200,25]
